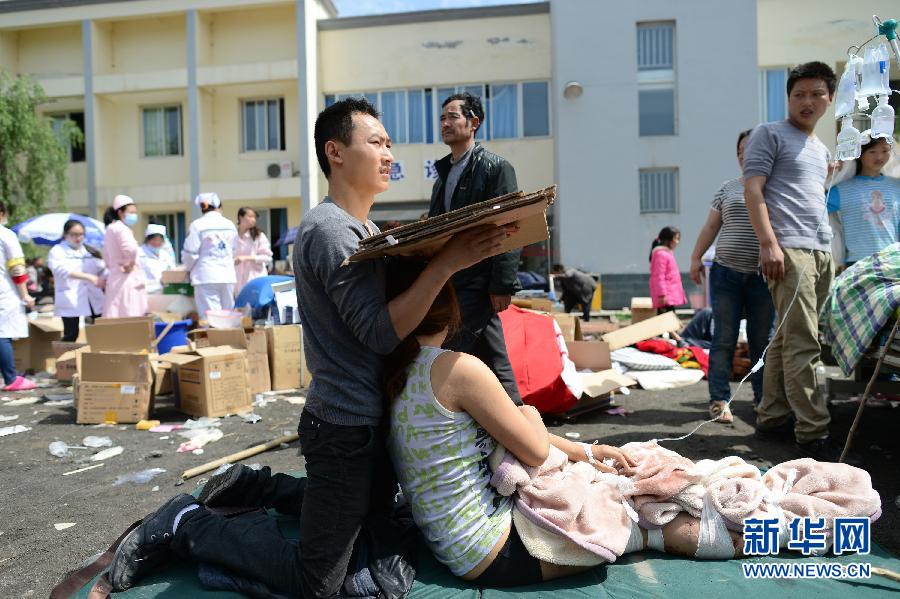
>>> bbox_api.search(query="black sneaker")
[795,437,863,467]
[109,493,200,591]
[754,417,795,441]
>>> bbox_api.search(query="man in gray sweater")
[109,98,510,597]
[744,61,857,465]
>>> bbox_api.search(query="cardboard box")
[552,314,584,343]
[630,297,656,324]
[567,341,611,372]
[161,347,251,417]
[512,297,555,313]
[161,269,190,284]
[580,370,637,398]
[13,317,64,372]
[265,325,310,390]
[196,328,272,395]
[154,361,173,396]
[76,352,154,424]
[86,316,156,353]
[601,311,681,351]
[53,343,90,383]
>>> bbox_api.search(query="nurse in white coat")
[48,219,107,342]
[181,193,238,318]
[139,224,177,294]
[0,201,36,392]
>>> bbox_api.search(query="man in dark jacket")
[429,92,523,404]
[551,264,596,322]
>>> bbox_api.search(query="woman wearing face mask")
[48,220,107,342]
[233,207,273,297]
[139,224,177,294]
[101,195,148,318]
[0,202,37,392]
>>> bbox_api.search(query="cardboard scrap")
[347,186,556,262]
[580,370,636,398]
[630,297,656,324]
[601,311,681,351]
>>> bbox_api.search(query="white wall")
[552,0,758,275]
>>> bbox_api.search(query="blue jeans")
[708,263,775,404]
[0,338,16,385]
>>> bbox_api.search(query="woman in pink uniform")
[101,195,148,318]
[233,207,273,297]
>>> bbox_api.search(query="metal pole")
[81,20,97,219]
[186,10,201,219]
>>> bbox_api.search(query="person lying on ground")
[381,259,748,588]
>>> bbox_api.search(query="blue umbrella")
[13,213,106,248]
[235,275,293,310]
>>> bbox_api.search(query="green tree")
[0,70,83,222]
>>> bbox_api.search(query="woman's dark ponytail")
[648,226,680,261]
[103,206,118,226]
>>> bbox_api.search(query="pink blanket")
[490,443,881,562]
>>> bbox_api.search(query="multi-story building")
[1,0,897,305]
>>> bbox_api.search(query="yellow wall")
[319,13,550,92]
[106,15,186,74]
[15,24,82,77]
[206,5,297,66]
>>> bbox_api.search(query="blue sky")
[332,0,542,17]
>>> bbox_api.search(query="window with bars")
[324,80,550,145]
[142,105,182,157]
[759,68,788,123]
[637,22,676,136]
[639,168,679,213]
[241,98,286,152]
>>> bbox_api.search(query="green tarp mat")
[72,473,900,599]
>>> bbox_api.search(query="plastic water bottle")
[835,117,862,161]
[834,56,860,118]
[871,95,896,141]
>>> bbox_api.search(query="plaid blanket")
[823,243,900,375]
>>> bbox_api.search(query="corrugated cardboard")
[161,347,251,417]
[567,341,611,372]
[200,328,272,395]
[76,352,154,424]
[265,325,310,390]
[12,317,64,372]
[161,269,190,284]
[86,316,156,353]
[581,370,637,398]
[630,297,656,324]
[54,343,90,383]
[601,311,681,351]
[552,314,583,343]
[512,298,554,313]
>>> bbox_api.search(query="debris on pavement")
[240,412,262,423]
[177,428,224,453]
[0,425,31,437]
[564,432,581,439]
[82,436,112,448]
[0,414,19,422]
[90,446,124,461]
[3,396,41,406]
[135,420,161,431]
[114,468,166,486]
[63,463,104,476]
[54,523,76,531]
[149,424,183,433]
[605,407,629,416]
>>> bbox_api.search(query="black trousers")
[563,297,591,322]
[173,410,398,597]
[62,317,80,343]
[447,290,522,405]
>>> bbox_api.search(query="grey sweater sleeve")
[308,221,401,356]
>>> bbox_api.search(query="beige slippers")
[709,400,734,424]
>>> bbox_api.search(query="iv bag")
[859,44,891,97]
[834,57,860,118]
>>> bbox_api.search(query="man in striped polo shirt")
[744,61,859,465]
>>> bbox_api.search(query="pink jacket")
[233,230,273,296]
[102,220,148,318]
[649,247,686,308]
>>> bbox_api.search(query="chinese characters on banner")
[390,161,405,182]
[424,160,439,181]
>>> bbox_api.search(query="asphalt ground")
[0,371,896,597]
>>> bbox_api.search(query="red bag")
[499,305,577,414]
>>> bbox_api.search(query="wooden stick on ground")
[872,567,900,583]
[840,317,900,463]
[181,433,299,480]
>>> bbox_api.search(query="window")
[325,81,550,144]
[142,105,182,157]
[639,168,678,213]
[759,68,788,122]
[637,22,676,136]
[241,98,286,152]
[50,112,85,162]
[146,212,186,258]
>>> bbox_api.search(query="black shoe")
[754,417,795,441]
[795,437,864,467]
[109,494,200,591]
[198,464,258,507]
